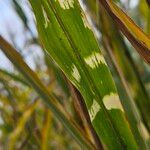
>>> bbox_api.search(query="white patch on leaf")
[103,93,124,111]
[72,65,81,82]
[57,0,74,9]
[43,9,49,28]
[89,99,100,121]
[84,52,107,69]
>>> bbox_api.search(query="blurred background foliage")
[0,0,150,149]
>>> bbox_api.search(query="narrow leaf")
[99,0,150,63]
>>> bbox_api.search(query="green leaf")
[80,1,150,148]
[29,0,138,149]
[0,35,94,149]
[99,0,150,64]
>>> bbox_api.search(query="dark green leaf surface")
[29,0,138,149]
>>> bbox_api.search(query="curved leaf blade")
[99,0,150,64]
[29,0,138,149]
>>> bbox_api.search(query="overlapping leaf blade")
[99,0,150,64]
[0,35,94,149]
